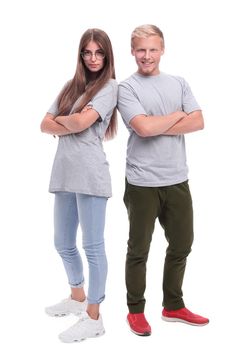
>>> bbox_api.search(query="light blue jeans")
[54,192,108,304]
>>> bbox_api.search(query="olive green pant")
[123,180,194,313]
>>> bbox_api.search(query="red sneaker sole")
[162,316,209,326]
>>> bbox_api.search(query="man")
[117,24,209,336]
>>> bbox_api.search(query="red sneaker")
[162,307,209,326]
[127,313,151,336]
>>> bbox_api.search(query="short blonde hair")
[131,24,164,48]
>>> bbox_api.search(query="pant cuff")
[128,304,145,314]
[163,300,185,310]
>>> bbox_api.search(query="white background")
[0,0,232,349]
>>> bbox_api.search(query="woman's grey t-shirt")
[48,79,117,197]
[117,72,201,187]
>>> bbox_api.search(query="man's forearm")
[163,111,204,135]
[130,111,187,137]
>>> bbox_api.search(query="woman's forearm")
[40,114,72,136]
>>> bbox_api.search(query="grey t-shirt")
[117,72,201,187]
[48,79,118,197]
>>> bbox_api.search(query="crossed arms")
[41,103,203,138]
[129,110,204,137]
[40,107,99,136]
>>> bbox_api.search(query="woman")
[40,28,117,343]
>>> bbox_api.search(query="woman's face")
[81,40,105,74]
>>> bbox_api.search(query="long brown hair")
[57,28,117,140]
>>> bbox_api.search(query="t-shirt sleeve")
[117,83,147,126]
[47,81,70,116]
[47,96,59,116]
[181,78,201,114]
[90,79,118,121]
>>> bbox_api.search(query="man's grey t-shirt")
[117,72,201,187]
[48,79,118,197]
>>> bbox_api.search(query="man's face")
[131,35,164,76]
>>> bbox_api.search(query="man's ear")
[131,47,135,56]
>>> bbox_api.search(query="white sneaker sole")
[161,316,209,326]
[59,329,105,343]
[45,308,70,317]
[45,310,83,317]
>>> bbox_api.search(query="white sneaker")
[45,296,87,317]
[58,312,105,343]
